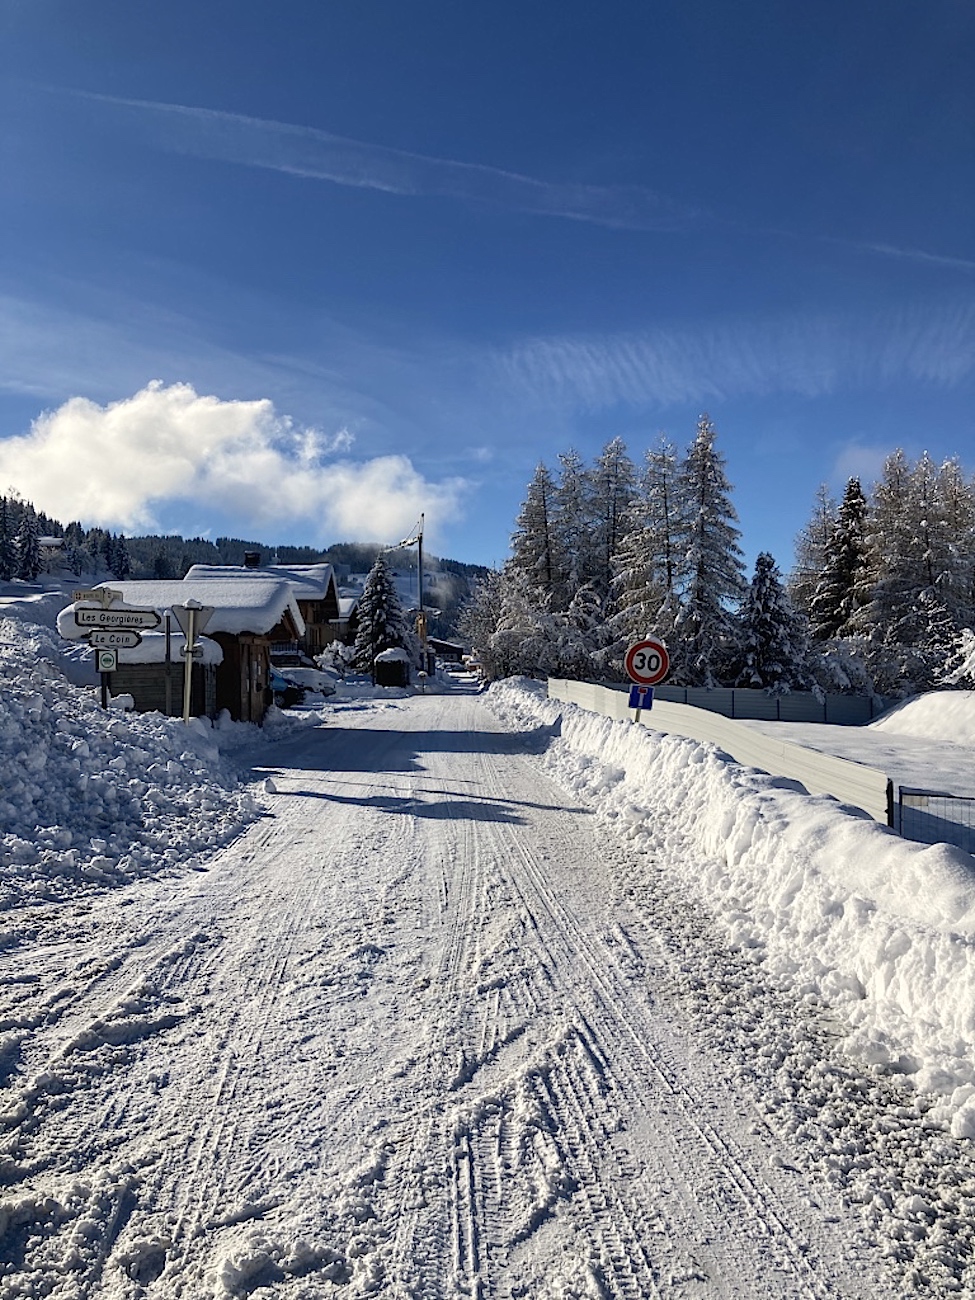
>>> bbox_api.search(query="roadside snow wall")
[489,678,975,1125]
[549,678,892,823]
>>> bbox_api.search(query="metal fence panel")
[623,684,883,725]
[732,692,780,720]
[899,788,975,854]
[777,693,824,722]
[825,695,874,726]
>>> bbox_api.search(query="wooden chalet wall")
[212,632,273,723]
[110,663,216,718]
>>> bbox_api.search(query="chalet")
[184,561,343,658]
[57,577,304,724]
[337,595,360,646]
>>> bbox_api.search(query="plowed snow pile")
[0,609,265,908]
[871,689,975,745]
[487,679,975,1136]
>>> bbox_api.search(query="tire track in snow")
[424,697,878,1299]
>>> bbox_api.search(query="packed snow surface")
[5,602,975,1295]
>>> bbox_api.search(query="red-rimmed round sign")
[624,638,670,686]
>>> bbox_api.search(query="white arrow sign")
[89,629,142,649]
[75,607,161,630]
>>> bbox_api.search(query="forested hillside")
[0,497,487,641]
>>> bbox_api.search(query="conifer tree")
[553,449,597,601]
[738,552,808,691]
[644,436,682,611]
[458,569,506,680]
[352,553,414,679]
[672,414,745,685]
[510,463,561,605]
[0,498,15,581]
[809,477,868,640]
[15,505,41,581]
[109,532,131,580]
[790,483,836,619]
[555,583,607,680]
[589,437,635,602]
[608,495,663,663]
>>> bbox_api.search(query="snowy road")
[3,692,893,1297]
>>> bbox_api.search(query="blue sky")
[1,0,973,570]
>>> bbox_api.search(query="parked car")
[270,669,305,708]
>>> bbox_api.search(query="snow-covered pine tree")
[554,583,607,680]
[553,449,597,604]
[458,569,506,680]
[672,414,746,685]
[110,533,131,580]
[643,436,682,615]
[0,498,16,581]
[510,463,562,606]
[483,563,559,681]
[935,456,975,629]
[589,437,635,603]
[15,505,41,581]
[789,483,836,620]
[942,627,975,690]
[808,477,868,641]
[607,493,663,669]
[352,554,414,680]
[737,552,809,692]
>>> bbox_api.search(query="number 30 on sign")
[624,638,670,686]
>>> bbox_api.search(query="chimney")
[243,551,261,569]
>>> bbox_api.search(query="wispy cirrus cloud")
[493,297,975,412]
[52,87,696,233]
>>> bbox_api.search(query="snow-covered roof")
[375,647,411,662]
[184,563,337,606]
[57,579,305,640]
[338,596,359,617]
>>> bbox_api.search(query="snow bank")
[871,689,975,746]
[488,679,975,1118]
[0,613,264,908]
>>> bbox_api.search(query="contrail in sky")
[56,87,697,233]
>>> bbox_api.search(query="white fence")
[547,678,894,826]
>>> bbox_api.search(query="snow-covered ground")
[737,698,975,799]
[4,595,975,1295]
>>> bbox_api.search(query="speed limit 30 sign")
[624,638,670,686]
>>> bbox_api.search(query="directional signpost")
[624,637,670,724]
[73,593,160,708]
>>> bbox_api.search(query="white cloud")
[0,381,467,542]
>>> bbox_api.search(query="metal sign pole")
[165,613,172,716]
[181,606,196,723]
